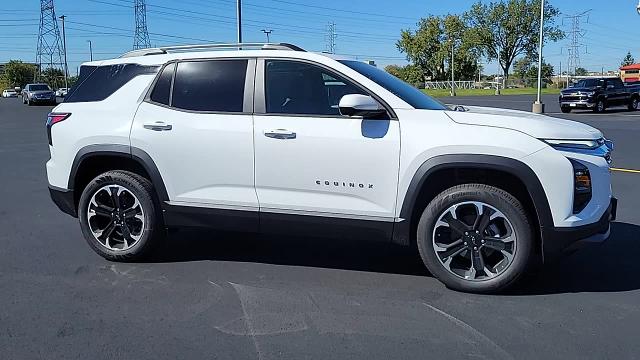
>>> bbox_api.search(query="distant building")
[620,64,640,83]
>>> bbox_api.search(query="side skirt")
[162,203,394,242]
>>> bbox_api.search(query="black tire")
[560,106,572,113]
[78,170,164,262]
[27,98,32,106]
[629,96,639,111]
[593,98,605,113]
[22,96,26,104]
[416,184,533,293]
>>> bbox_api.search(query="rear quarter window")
[65,64,159,103]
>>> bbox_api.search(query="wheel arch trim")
[393,154,554,251]
[68,144,169,202]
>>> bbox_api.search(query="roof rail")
[120,42,305,58]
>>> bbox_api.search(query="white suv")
[46,43,616,293]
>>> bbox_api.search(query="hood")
[446,106,602,140]
[561,87,598,94]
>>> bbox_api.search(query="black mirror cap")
[339,106,387,118]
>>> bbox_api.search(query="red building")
[620,64,640,83]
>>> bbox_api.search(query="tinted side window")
[171,60,247,112]
[65,64,159,103]
[150,63,175,106]
[265,60,365,116]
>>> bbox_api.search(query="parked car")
[55,88,69,97]
[559,77,640,113]
[46,43,616,293]
[2,89,18,98]
[21,83,56,105]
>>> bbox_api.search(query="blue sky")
[1,0,639,75]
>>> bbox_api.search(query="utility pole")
[87,40,93,61]
[237,0,243,44]
[261,29,273,43]
[450,41,456,96]
[133,0,151,50]
[532,0,545,113]
[36,0,64,85]
[325,22,336,54]
[59,15,68,89]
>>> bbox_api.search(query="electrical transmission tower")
[36,0,65,82]
[325,22,336,54]
[133,0,151,50]
[563,10,590,76]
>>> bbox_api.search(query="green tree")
[465,0,564,85]
[513,56,554,87]
[622,52,635,67]
[397,14,480,81]
[41,67,65,89]
[574,67,588,76]
[384,64,424,86]
[1,60,36,88]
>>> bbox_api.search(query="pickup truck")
[559,77,640,113]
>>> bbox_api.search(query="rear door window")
[171,59,248,112]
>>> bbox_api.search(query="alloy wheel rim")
[598,101,604,111]
[633,99,638,109]
[432,201,516,281]
[87,185,145,251]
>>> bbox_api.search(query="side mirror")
[339,94,386,118]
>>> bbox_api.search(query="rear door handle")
[143,121,172,131]
[264,129,296,139]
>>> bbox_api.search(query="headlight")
[543,139,602,150]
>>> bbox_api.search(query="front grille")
[562,96,586,101]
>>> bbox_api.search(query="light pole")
[236,0,242,44]
[59,15,68,90]
[87,40,93,62]
[261,29,273,43]
[450,41,456,96]
[532,0,545,114]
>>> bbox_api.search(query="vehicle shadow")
[155,222,640,294]
[157,229,429,276]
[512,221,640,295]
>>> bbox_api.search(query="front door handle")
[264,129,296,140]
[143,121,172,131]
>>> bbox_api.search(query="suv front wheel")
[78,170,164,261]
[417,184,533,293]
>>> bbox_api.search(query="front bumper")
[543,197,617,260]
[560,100,595,109]
[49,186,77,217]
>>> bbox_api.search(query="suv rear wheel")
[416,184,533,293]
[78,170,164,261]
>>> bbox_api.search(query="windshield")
[29,84,51,91]
[573,79,604,88]
[338,60,448,110]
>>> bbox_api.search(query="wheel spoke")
[474,204,494,233]
[436,239,466,260]
[471,250,485,275]
[442,212,469,236]
[121,223,133,248]
[483,238,506,251]
[92,204,113,218]
[109,186,121,209]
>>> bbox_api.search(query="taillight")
[46,112,71,145]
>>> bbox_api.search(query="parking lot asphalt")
[1,96,639,360]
